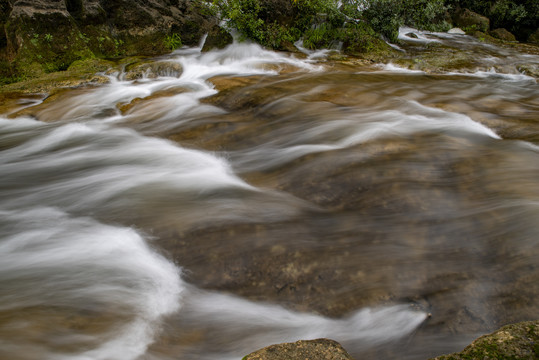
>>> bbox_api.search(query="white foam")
[0,208,183,360]
[230,100,500,172]
[171,288,427,360]
[294,40,334,59]
[0,118,253,216]
[172,41,322,85]
[378,63,425,73]
[398,27,441,44]
[447,67,537,83]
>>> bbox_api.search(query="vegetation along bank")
[0,0,538,87]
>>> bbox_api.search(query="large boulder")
[5,0,93,77]
[0,0,225,83]
[452,8,490,33]
[489,28,516,42]
[529,29,539,45]
[431,320,539,360]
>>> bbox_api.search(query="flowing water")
[1,29,539,360]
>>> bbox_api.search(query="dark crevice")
[65,0,83,17]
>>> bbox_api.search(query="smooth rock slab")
[243,339,353,360]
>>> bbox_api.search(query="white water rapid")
[1,31,539,360]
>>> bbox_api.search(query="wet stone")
[123,60,183,80]
[432,321,539,360]
[243,339,353,360]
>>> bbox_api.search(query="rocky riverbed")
[1,2,539,360]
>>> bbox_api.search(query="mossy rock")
[528,29,539,45]
[243,339,353,360]
[431,320,539,360]
[489,28,516,42]
[0,58,114,94]
[340,24,394,58]
[452,8,490,34]
[6,11,93,76]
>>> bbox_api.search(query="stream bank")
[1,1,538,87]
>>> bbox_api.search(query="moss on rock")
[452,8,490,33]
[529,29,539,45]
[243,339,354,360]
[0,0,223,86]
[489,28,516,42]
[431,320,539,360]
[6,11,94,76]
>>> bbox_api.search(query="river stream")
[1,29,538,360]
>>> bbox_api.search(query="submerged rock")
[243,339,353,360]
[123,60,183,80]
[431,320,539,360]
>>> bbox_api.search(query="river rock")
[447,28,465,35]
[123,60,183,80]
[431,320,539,360]
[0,0,224,81]
[243,339,354,360]
[452,8,489,33]
[529,29,539,45]
[489,28,516,42]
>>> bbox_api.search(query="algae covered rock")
[5,0,93,76]
[452,8,490,33]
[243,339,354,360]
[0,0,223,84]
[529,29,539,45]
[489,28,516,42]
[431,320,539,360]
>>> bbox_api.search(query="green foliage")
[30,34,39,46]
[359,0,404,42]
[402,0,451,31]
[449,0,539,40]
[303,22,333,49]
[44,33,53,42]
[164,33,183,50]
[78,32,90,43]
[218,0,266,43]
[352,0,450,41]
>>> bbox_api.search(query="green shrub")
[448,0,539,40]
[402,0,451,31]
[359,0,403,42]
[215,0,454,50]
[163,33,183,50]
